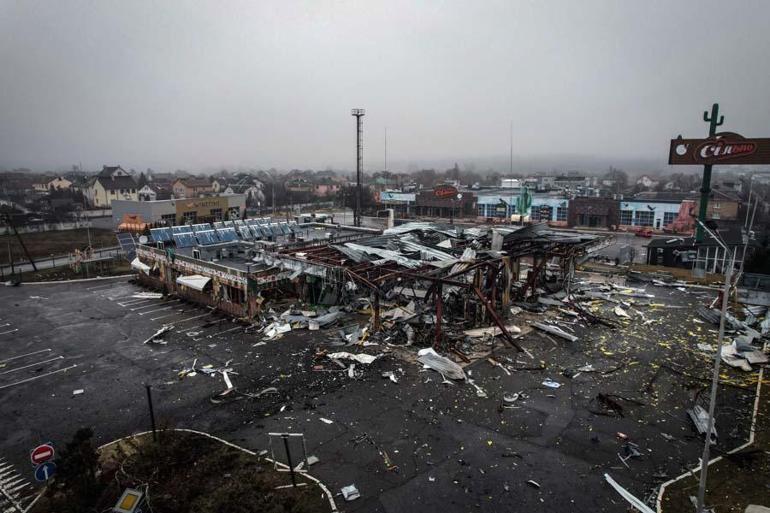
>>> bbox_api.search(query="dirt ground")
[659,364,769,513]
[31,430,331,513]
[0,228,117,264]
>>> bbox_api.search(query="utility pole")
[351,109,365,227]
[696,103,724,242]
[695,220,733,513]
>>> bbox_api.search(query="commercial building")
[617,199,682,230]
[132,220,370,317]
[412,187,476,218]
[567,197,619,229]
[378,191,416,216]
[112,194,247,228]
[645,226,755,274]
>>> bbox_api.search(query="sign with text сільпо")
[669,132,770,165]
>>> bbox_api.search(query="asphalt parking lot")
[0,276,759,512]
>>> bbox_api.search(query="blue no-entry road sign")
[34,461,56,482]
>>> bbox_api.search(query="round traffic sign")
[30,444,55,466]
[34,461,56,482]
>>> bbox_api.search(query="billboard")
[669,132,770,165]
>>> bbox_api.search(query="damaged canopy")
[176,274,212,291]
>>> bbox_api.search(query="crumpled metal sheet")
[417,348,465,380]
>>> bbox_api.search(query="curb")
[13,274,133,286]
[27,428,339,513]
[655,344,766,512]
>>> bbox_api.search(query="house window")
[712,202,721,210]
[111,190,115,195]
[478,205,486,217]
[711,212,721,219]
[663,212,677,226]
[210,208,223,220]
[183,211,197,223]
[556,207,567,221]
[634,210,654,227]
[131,189,136,193]
[161,214,176,225]
[620,210,633,225]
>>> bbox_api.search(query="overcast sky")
[1,0,769,173]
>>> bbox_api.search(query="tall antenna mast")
[351,108,365,227]
[509,120,513,175]
[384,127,388,172]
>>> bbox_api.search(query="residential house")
[635,175,659,189]
[172,177,213,198]
[84,166,138,208]
[312,178,341,197]
[46,176,72,191]
[694,189,740,221]
[137,184,157,201]
[32,176,54,193]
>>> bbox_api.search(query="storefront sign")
[669,133,770,165]
[433,185,458,199]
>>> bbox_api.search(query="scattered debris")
[72,389,84,396]
[327,352,379,365]
[340,484,360,501]
[531,322,578,342]
[604,473,655,513]
[688,405,717,445]
[417,348,465,380]
[541,379,562,389]
[143,325,173,345]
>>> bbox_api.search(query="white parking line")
[0,349,51,363]
[0,329,19,336]
[0,364,78,390]
[131,300,179,312]
[173,313,212,327]
[138,306,176,316]
[150,311,186,321]
[214,325,243,336]
[119,298,158,307]
[87,283,115,291]
[0,356,64,376]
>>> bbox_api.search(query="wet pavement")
[0,276,760,512]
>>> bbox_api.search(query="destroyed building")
[131,220,605,349]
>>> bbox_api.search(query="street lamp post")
[694,219,734,513]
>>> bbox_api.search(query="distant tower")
[351,108,365,227]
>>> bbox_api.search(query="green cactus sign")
[516,187,532,216]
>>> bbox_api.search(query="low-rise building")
[567,197,619,229]
[617,199,682,231]
[377,190,416,216]
[112,194,247,228]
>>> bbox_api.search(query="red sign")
[30,444,54,466]
[433,185,459,199]
[669,132,770,165]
